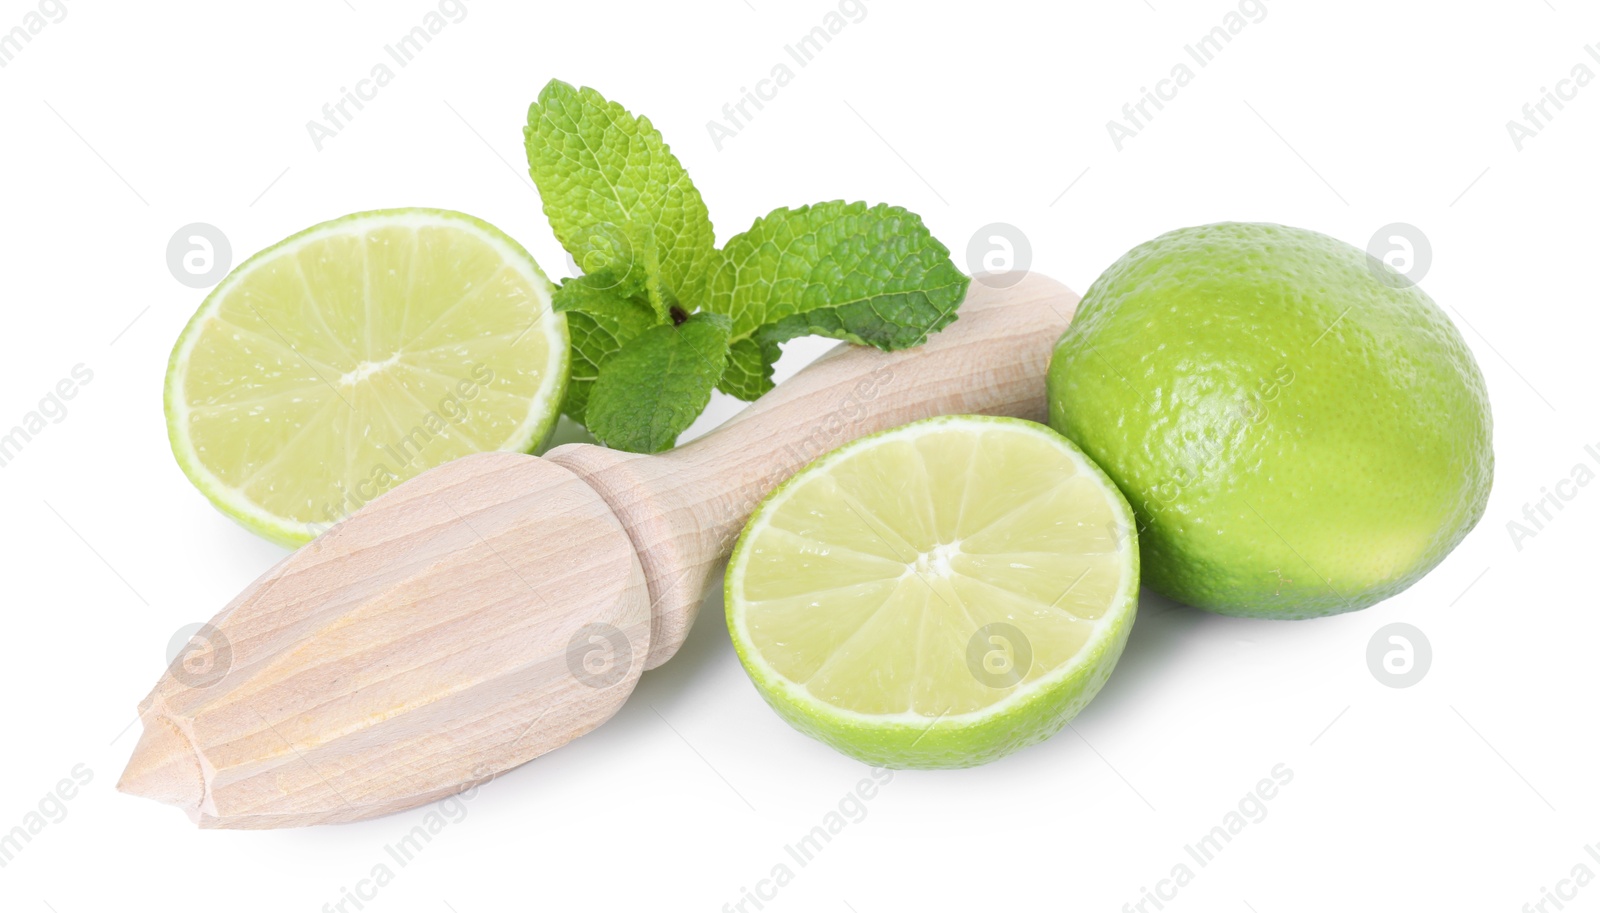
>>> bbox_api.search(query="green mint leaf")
[718,336,782,401]
[525,80,716,310]
[556,231,672,325]
[707,201,969,352]
[551,277,661,423]
[631,226,672,322]
[585,313,732,453]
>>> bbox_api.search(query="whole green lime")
[1047,222,1492,618]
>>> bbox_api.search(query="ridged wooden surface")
[123,453,649,828]
[119,271,1078,827]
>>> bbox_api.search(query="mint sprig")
[525,80,715,311]
[551,276,658,423]
[525,80,970,453]
[707,201,968,399]
[585,313,731,454]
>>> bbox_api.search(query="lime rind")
[725,415,1140,768]
[165,208,568,547]
[1047,221,1492,617]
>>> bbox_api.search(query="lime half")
[166,209,568,546]
[726,416,1139,768]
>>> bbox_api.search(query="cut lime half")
[726,415,1139,768]
[166,209,568,546]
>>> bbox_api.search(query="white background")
[1,1,1595,911]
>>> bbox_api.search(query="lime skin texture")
[1048,222,1493,618]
